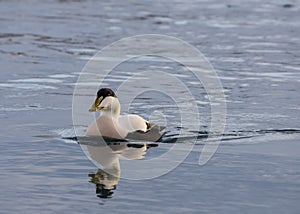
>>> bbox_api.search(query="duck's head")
[89,88,120,114]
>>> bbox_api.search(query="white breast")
[86,116,127,139]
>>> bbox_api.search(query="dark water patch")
[0,33,25,39]
[282,4,294,8]
[256,128,300,134]
[0,49,45,59]
[57,0,89,3]
[130,13,170,21]
[162,128,300,144]
[45,92,74,96]
[0,33,55,42]
[162,135,203,144]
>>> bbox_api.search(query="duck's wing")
[126,124,166,142]
[119,114,166,142]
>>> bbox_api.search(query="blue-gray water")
[0,0,300,213]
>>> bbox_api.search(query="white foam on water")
[48,74,76,78]
[9,78,63,83]
[0,83,57,90]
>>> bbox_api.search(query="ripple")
[48,74,76,78]
[0,83,57,90]
[9,78,63,84]
[0,106,43,112]
[241,71,299,79]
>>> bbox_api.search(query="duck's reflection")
[81,139,158,199]
[88,169,117,198]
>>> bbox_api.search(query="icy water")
[1,0,300,213]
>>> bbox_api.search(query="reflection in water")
[88,169,117,198]
[82,140,158,199]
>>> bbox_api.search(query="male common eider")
[86,88,165,142]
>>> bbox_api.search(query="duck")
[86,88,165,141]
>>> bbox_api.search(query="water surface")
[0,0,299,213]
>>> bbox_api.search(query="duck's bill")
[88,103,97,112]
[88,96,103,112]
[89,105,108,112]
